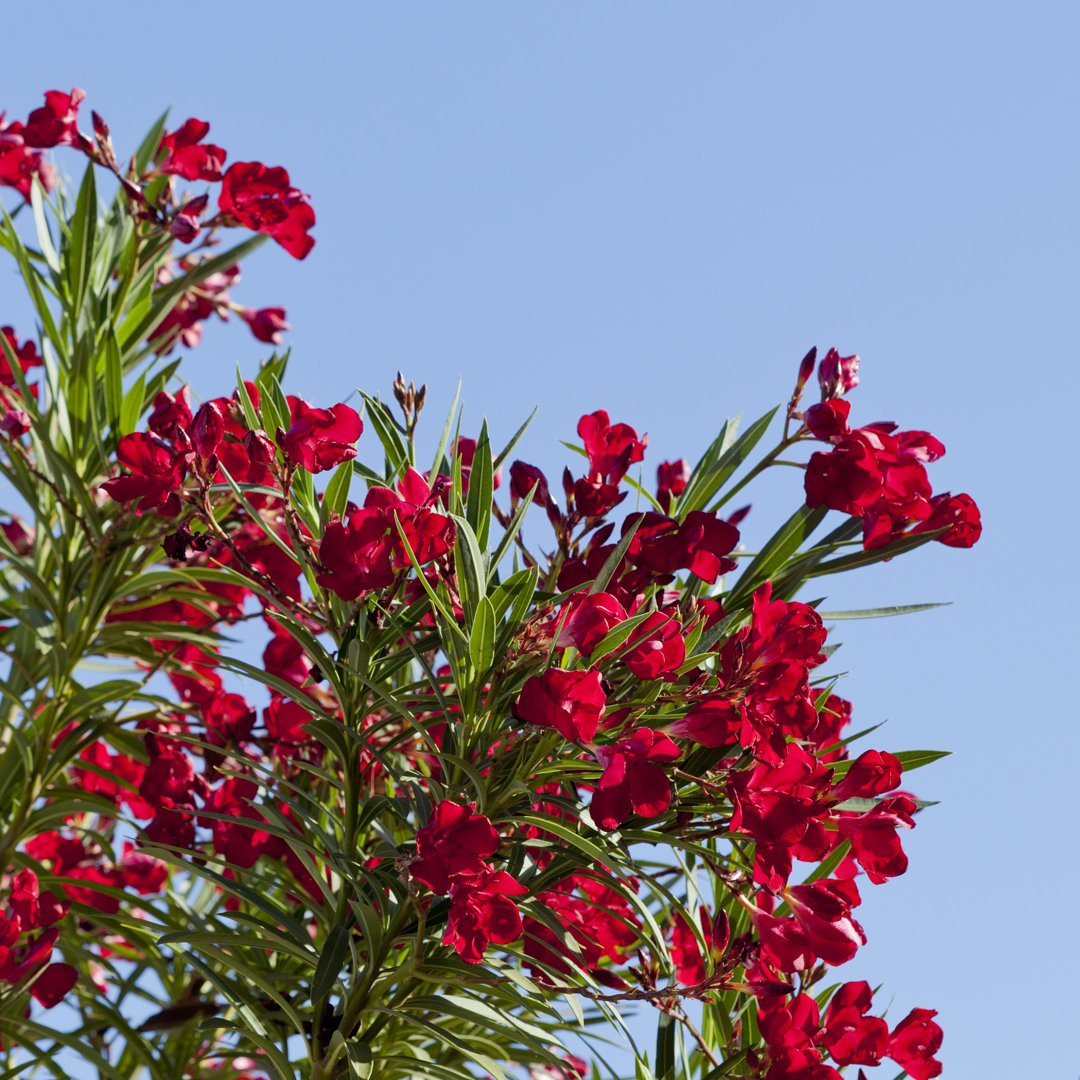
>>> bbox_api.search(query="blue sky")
[3,3,1077,1075]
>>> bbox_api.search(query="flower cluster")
[0,98,978,1077]
[798,348,981,550]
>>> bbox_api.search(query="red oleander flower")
[0,115,54,199]
[783,879,866,966]
[917,491,982,548]
[817,348,860,398]
[557,592,628,656]
[238,306,289,345]
[158,118,226,181]
[887,1008,943,1080]
[0,326,42,389]
[218,162,315,259]
[622,611,686,680]
[804,437,883,515]
[837,795,916,883]
[410,801,500,895]
[656,458,690,512]
[510,460,554,508]
[590,727,681,830]
[279,400,363,473]
[22,89,85,148]
[444,869,528,964]
[101,433,189,517]
[577,410,647,484]
[667,694,742,747]
[819,981,889,1067]
[627,511,740,584]
[516,668,606,743]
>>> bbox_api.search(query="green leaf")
[30,178,60,274]
[894,749,951,772]
[590,513,644,594]
[655,1011,677,1080]
[65,161,98,318]
[310,922,351,1004]
[470,595,496,675]
[119,372,147,436]
[359,391,408,478]
[429,377,463,477]
[726,504,828,607]
[464,419,494,549]
[806,528,947,578]
[491,406,537,472]
[235,363,262,431]
[322,456,354,526]
[817,602,950,619]
[451,512,488,620]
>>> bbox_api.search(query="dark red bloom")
[191,401,225,461]
[22,89,85,148]
[218,162,315,259]
[804,437,883,515]
[622,611,686,680]
[887,1008,943,1080]
[117,843,169,895]
[817,348,860,398]
[577,410,647,484]
[670,906,728,985]
[556,592,628,656]
[803,399,852,441]
[279,399,362,473]
[590,727,681,830]
[818,981,889,1066]
[0,326,42,389]
[158,118,226,181]
[169,194,209,244]
[0,115,54,200]
[783,879,866,966]
[102,433,189,517]
[656,458,690,512]
[510,460,554,508]
[238,306,289,345]
[917,491,982,548]
[667,695,742,748]
[444,869,528,964]
[627,511,740,584]
[410,801,500,895]
[837,795,916,883]
[516,668,606,743]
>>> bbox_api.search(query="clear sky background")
[3,3,1077,1077]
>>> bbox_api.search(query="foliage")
[0,89,979,1080]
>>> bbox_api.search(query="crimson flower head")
[279,399,363,473]
[22,89,85,148]
[158,118,226,181]
[0,114,54,199]
[444,869,528,964]
[101,433,188,517]
[887,1008,943,1080]
[556,593,628,656]
[819,982,890,1067]
[818,347,860,399]
[783,879,866,966]
[516,668,606,743]
[590,727,681,831]
[238,306,289,345]
[218,162,315,259]
[622,611,686,681]
[656,458,690,511]
[0,326,42,389]
[577,410,647,484]
[509,460,553,508]
[410,801,500,895]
